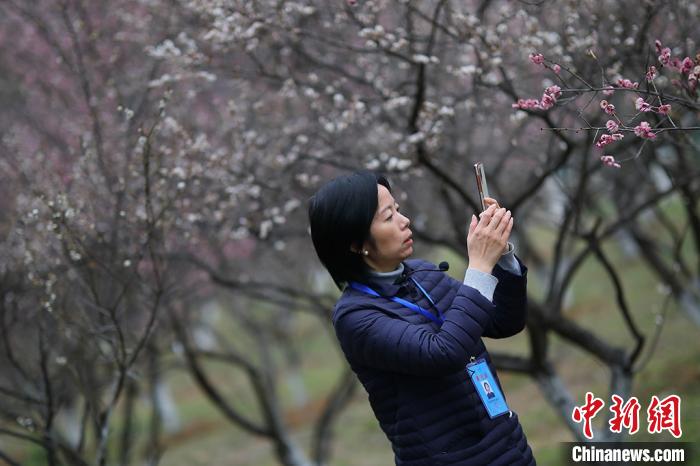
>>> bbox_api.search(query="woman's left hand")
[483,197,500,210]
[480,197,511,255]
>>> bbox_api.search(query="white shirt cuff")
[463,268,498,302]
[496,242,521,275]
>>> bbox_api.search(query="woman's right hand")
[466,203,513,274]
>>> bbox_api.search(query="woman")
[308,171,535,465]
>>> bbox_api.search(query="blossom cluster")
[512,85,562,111]
[599,99,616,115]
[600,155,621,168]
[634,97,671,115]
[514,37,698,170]
[655,40,700,93]
[595,132,624,148]
[633,121,656,140]
[616,78,638,89]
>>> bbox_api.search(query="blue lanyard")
[348,278,445,325]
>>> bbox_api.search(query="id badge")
[467,358,510,419]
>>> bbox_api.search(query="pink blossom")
[669,57,682,71]
[600,155,621,168]
[529,53,544,65]
[655,40,663,54]
[605,120,619,133]
[680,57,694,74]
[690,67,700,93]
[604,103,616,115]
[513,85,563,111]
[617,78,639,89]
[553,64,561,74]
[634,121,657,140]
[540,93,556,110]
[596,133,625,148]
[657,104,671,115]
[646,66,657,81]
[512,98,540,110]
[595,134,614,148]
[634,121,652,135]
[545,85,562,98]
[602,86,615,96]
[658,47,671,65]
[635,97,651,112]
[539,85,562,110]
[600,100,609,109]
[689,70,699,92]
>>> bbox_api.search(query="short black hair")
[308,170,391,290]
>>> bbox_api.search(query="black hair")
[308,170,391,290]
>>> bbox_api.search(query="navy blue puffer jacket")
[332,258,536,465]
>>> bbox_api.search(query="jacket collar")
[356,261,413,297]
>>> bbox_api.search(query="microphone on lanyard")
[394,261,450,285]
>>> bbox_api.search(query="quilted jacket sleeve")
[482,255,528,339]
[334,286,495,376]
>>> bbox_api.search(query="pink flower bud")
[634,121,656,140]
[600,155,621,168]
[655,40,663,54]
[635,97,651,112]
[529,53,545,65]
[545,85,562,98]
[540,93,555,110]
[646,66,657,81]
[657,104,671,115]
[617,78,639,89]
[605,120,619,133]
[595,134,615,148]
[681,57,694,74]
[553,64,561,74]
[512,98,541,110]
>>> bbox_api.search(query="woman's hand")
[466,198,513,274]
[483,197,500,210]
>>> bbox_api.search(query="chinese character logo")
[572,392,683,440]
[572,392,605,439]
[609,394,641,435]
[647,395,682,438]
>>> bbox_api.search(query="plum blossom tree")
[159,0,700,445]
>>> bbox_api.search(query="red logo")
[572,392,605,439]
[572,393,682,439]
[609,395,641,434]
[647,395,682,438]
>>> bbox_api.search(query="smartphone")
[474,162,490,211]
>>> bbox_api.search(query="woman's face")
[361,184,413,272]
